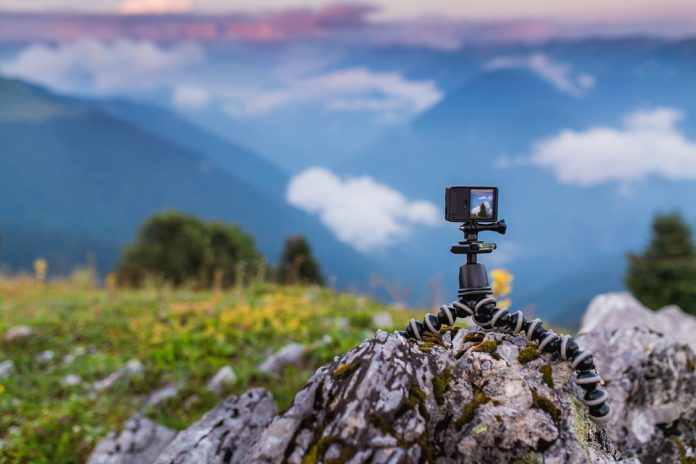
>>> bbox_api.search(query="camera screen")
[470,188,496,220]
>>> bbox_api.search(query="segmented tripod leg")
[399,298,612,424]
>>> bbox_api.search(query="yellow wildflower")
[491,269,513,304]
[34,258,48,282]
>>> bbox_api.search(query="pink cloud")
[0,3,692,46]
[120,0,193,15]
[0,3,375,43]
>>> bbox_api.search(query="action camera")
[445,186,498,222]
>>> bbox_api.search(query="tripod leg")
[399,297,612,424]
[401,302,471,340]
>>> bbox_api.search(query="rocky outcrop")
[88,389,276,464]
[247,328,623,464]
[153,388,276,464]
[87,415,176,464]
[578,292,696,463]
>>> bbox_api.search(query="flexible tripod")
[399,219,612,424]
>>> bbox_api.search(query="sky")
[1,0,695,24]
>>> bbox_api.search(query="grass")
[0,276,412,464]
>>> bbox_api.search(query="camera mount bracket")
[399,210,612,424]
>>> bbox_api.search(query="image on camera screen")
[470,188,495,220]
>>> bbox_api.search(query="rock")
[93,359,145,392]
[182,395,200,410]
[581,291,696,353]
[36,350,55,364]
[206,366,237,396]
[87,415,176,464]
[4,325,32,343]
[61,374,82,387]
[153,388,277,464]
[0,360,14,378]
[258,343,306,375]
[125,359,145,376]
[247,328,622,463]
[63,346,87,365]
[578,292,696,463]
[146,384,178,407]
[372,311,394,328]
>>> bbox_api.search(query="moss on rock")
[332,361,359,380]
[518,343,540,364]
[472,339,498,353]
[433,368,452,405]
[463,332,485,343]
[454,391,491,428]
[539,364,554,388]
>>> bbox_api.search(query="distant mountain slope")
[0,77,375,285]
[0,223,121,275]
[75,99,289,196]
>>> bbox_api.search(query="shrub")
[117,211,263,288]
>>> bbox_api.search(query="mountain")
[70,98,289,197]
[0,76,376,286]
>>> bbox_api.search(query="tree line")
[117,211,323,288]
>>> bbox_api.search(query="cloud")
[120,0,193,15]
[173,84,211,109]
[286,167,439,252]
[1,39,204,94]
[529,107,696,185]
[485,53,595,97]
[224,67,442,119]
[0,5,375,44]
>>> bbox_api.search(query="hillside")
[0,277,413,463]
[0,77,376,286]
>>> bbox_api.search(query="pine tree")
[478,202,488,218]
[277,235,324,285]
[626,212,696,315]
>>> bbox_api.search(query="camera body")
[445,186,498,222]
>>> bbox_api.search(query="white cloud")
[286,167,440,252]
[529,107,696,185]
[1,39,204,94]
[120,0,193,14]
[224,68,442,120]
[485,53,595,97]
[173,84,211,109]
